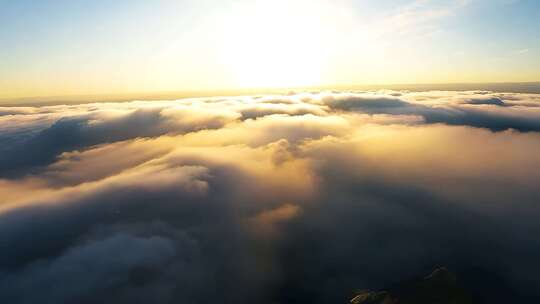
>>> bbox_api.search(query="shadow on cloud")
[1,90,540,303]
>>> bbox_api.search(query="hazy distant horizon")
[2,81,540,106]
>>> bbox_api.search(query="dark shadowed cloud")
[1,90,540,303]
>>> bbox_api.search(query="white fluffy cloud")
[1,90,540,303]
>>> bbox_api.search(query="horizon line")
[2,81,540,106]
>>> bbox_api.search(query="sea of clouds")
[1,90,540,303]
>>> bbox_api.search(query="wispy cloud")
[514,48,530,54]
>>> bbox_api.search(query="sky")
[1,0,539,99]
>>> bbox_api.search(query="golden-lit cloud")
[1,90,540,303]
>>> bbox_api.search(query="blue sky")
[0,0,539,98]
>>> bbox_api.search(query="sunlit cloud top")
[1,0,539,99]
[2,89,540,302]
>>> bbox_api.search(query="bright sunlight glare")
[217,1,338,88]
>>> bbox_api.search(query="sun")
[217,1,332,89]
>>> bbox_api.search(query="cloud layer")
[1,90,540,303]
